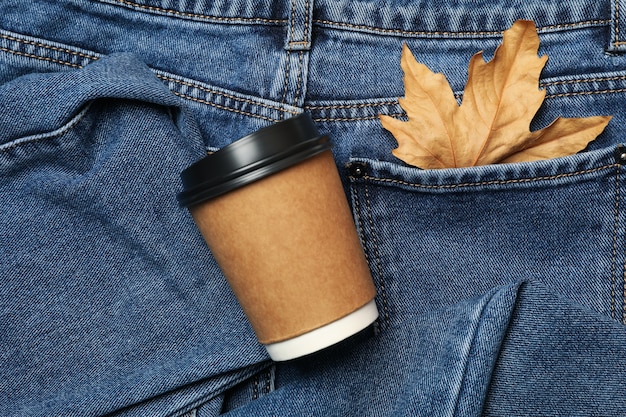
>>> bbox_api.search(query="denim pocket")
[347,146,626,328]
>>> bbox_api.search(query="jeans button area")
[615,145,626,164]
[348,162,368,178]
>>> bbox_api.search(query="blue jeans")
[2,0,626,415]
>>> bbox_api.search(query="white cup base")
[264,299,379,361]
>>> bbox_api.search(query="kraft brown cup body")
[189,150,377,345]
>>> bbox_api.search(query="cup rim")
[177,113,331,207]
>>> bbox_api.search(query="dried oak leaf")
[379,20,612,169]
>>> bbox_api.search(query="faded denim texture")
[1,0,626,415]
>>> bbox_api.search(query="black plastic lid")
[177,113,331,207]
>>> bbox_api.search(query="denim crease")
[1,0,626,415]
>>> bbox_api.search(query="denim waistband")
[2,0,625,140]
[91,0,609,35]
[79,0,626,57]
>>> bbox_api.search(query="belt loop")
[609,0,626,52]
[285,0,313,51]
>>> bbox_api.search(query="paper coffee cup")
[178,113,378,361]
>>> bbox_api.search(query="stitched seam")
[282,0,297,104]
[461,88,626,100]
[252,374,259,401]
[542,75,626,86]
[313,19,610,37]
[8,36,625,120]
[617,0,621,46]
[623,247,626,324]
[0,43,293,118]
[622,183,626,325]
[351,181,381,335]
[155,74,298,115]
[547,88,626,98]
[620,163,626,324]
[612,165,620,320]
[281,52,291,105]
[289,0,297,42]
[308,86,626,115]
[307,89,625,121]
[170,90,279,122]
[428,88,626,102]
[264,368,272,394]
[0,34,99,60]
[363,182,390,328]
[358,164,617,189]
[313,19,501,36]
[293,51,304,106]
[104,0,285,24]
[352,182,368,260]
[0,47,83,68]
[304,0,310,43]
[312,113,404,122]
[306,101,399,110]
[0,104,92,153]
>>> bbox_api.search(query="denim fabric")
[1,0,626,415]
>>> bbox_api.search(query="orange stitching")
[313,19,502,36]
[359,164,618,189]
[612,164,620,320]
[542,75,626,87]
[306,101,399,110]
[282,0,296,107]
[313,113,404,122]
[104,0,285,24]
[155,74,298,115]
[0,47,84,68]
[363,182,390,328]
[0,34,99,60]
[289,0,297,41]
[170,90,279,122]
[6,28,626,121]
[251,373,260,400]
[310,86,626,121]
[313,19,610,37]
[281,52,291,105]
[304,0,310,43]
[248,73,626,113]
[623,270,626,324]
[617,0,621,46]
[350,181,381,336]
[538,20,611,30]
[623,259,626,324]
[293,51,304,106]
[547,88,626,98]
[310,85,626,121]
[264,367,273,394]
[0,40,295,117]
[351,181,368,254]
